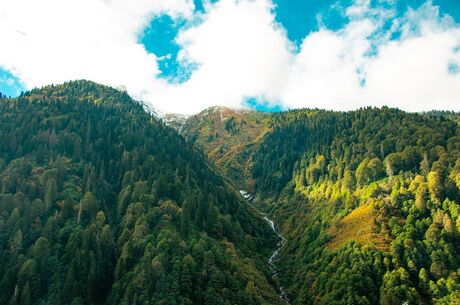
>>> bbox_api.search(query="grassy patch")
[327,204,391,252]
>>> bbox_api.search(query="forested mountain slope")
[0,81,282,305]
[180,106,271,190]
[181,106,460,304]
[251,108,460,304]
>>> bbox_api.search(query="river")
[239,191,290,304]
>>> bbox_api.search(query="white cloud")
[1,0,460,114]
[282,0,460,112]
[148,0,292,114]
[0,0,193,97]
[364,29,460,111]
[282,20,374,110]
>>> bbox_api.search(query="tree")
[368,158,384,180]
[356,158,372,186]
[44,178,57,209]
[10,229,23,253]
[342,170,355,192]
[385,158,394,181]
[206,202,218,234]
[78,192,99,224]
[427,171,443,202]
[380,268,419,305]
[415,183,428,211]
[33,237,51,287]
[420,153,430,176]
[181,199,192,238]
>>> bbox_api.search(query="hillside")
[251,108,460,304]
[0,81,283,305]
[160,113,190,133]
[180,106,272,190]
[138,104,460,304]
[2,81,459,305]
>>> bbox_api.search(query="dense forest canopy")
[0,80,283,305]
[1,79,459,305]
[251,108,460,304]
[180,105,460,304]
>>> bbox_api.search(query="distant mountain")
[160,112,190,133]
[0,81,283,305]
[180,106,272,190]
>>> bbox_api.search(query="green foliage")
[0,81,281,305]
[251,107,460,304]
[3,82,459,305]
[253,107,456,194]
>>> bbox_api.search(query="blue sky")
[0,69,25,98]
[139,0,460,86]
[1,0,460,113]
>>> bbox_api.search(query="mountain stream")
[240,191,290,304]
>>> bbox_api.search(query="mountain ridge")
[179,105,272,190]
[174,104,460,304]
[0,80,284,305]
[2,80,460,305]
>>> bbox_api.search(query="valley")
[240,189,289,304]
[179,106,460,304]
[264,215,289,305]
[0,81,459,305]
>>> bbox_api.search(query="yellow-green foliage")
[327,204,391,251]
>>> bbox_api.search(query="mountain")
[160,113,190,133]
[0,81,283,305]
[251,108,460,304]
[2,80,459,305]
[183,106,460,304]
[180,106,272,190]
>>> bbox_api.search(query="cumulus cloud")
[0,0,193,96]
[1,0,460,114]
[283,0,460,111]
[148,0,292,113]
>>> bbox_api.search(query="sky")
[0,0,459,114]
